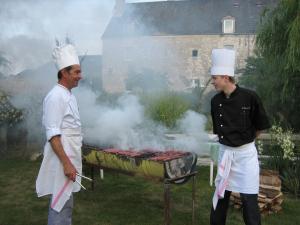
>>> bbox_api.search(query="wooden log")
[258,202,267,210]
[230,170,284,215]
[234,204,242,209]
[258,197,272,204]
[259,184,281,191]
[231,192,240,198]
[260,169,282,186]
[271,205,282,213]
[259,188,281,198]
[258,193,267,199]
[275,197,284,205]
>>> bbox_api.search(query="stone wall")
[102,34,256,93]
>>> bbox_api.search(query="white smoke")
[1,0,211,156]
[0,0,115,75]
[74,86,209,154]
[172,110,209,153]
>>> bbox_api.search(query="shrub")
[261,124,299,197]
[144,92,189,128]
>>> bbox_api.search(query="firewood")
[270,205,282,213]
[231,192,240,198]
[259,184,281,191]
[259,188,281,198]
[260,170,281,186]
[258,193,267,199]
[260,169,279,176]
[234,204,242,209]
[230,170,284,215]
[258,197,272,204]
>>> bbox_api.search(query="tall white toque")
[52,44,80,71]
[211,48,236,77]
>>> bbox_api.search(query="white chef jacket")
[36,84,83,212]
[42,84,81,141]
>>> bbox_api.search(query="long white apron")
[36,128,82,212]
[212,142,259,209]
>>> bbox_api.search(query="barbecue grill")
[83,144,197,184]
[82,144,199,225]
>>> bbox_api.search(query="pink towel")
[212,150,233,210]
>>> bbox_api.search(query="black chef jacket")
[211,85,270,147]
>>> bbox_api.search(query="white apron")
[36,128,82,212]
[212,141,259,210]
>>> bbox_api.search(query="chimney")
[114,0,125,17]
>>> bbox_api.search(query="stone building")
[102,0,277,93]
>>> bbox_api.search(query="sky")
[0,0,180,74]
[0,0,115,74]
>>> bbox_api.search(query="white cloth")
[212,142,259,210]
[52,44,80,71]
[211,48,235,77]
[42,84,81,141]
[36,84,82,212]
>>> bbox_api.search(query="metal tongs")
[75,172,93,190]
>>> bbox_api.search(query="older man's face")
[65,64,82,89]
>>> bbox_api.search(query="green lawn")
[0,158,299,225]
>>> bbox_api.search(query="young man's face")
[63,64,82,89]
[211,75,229,91]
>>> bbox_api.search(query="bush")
[261,124,300,197]
[281,161,300,198]
[143,92,189,128]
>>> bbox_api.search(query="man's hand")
[50,135,77,181]
[62,160,77,182]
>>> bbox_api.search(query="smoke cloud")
[74,86,209,154]
[1,0,211,156]
[0,0,115,75]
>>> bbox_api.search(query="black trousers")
[210,190,261,225]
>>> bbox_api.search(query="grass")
[0,157,300,225]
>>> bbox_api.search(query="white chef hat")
[52,44,80,71]
[210,48,236,77]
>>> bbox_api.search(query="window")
[192,49,198,57]
[224,45,234,49]
[256,1,264,7]
[233,2,239,7]
[191,79,200,88]
[222,16,235,34]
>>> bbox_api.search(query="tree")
[257,0,300,73]
[240,0,300,131]
[0,52,11,78]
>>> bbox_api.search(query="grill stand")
[164,171,198,225]
[86,163,197,225]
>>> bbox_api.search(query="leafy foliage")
[257,0,300,73]
[0,92,23,126]
[240,0,300,131]
[143,92,189,128]
[260,124,300,197]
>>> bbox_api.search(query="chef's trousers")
[210,190,261,225]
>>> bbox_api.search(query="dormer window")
[222,16,235,34]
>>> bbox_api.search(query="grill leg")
[192,175,196,225]
[164,182,171,225]
[91,165,95,190]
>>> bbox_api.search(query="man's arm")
[49,135,77,181]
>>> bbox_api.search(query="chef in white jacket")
[36,42,83,225]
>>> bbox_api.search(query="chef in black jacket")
[209,48,270,225]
